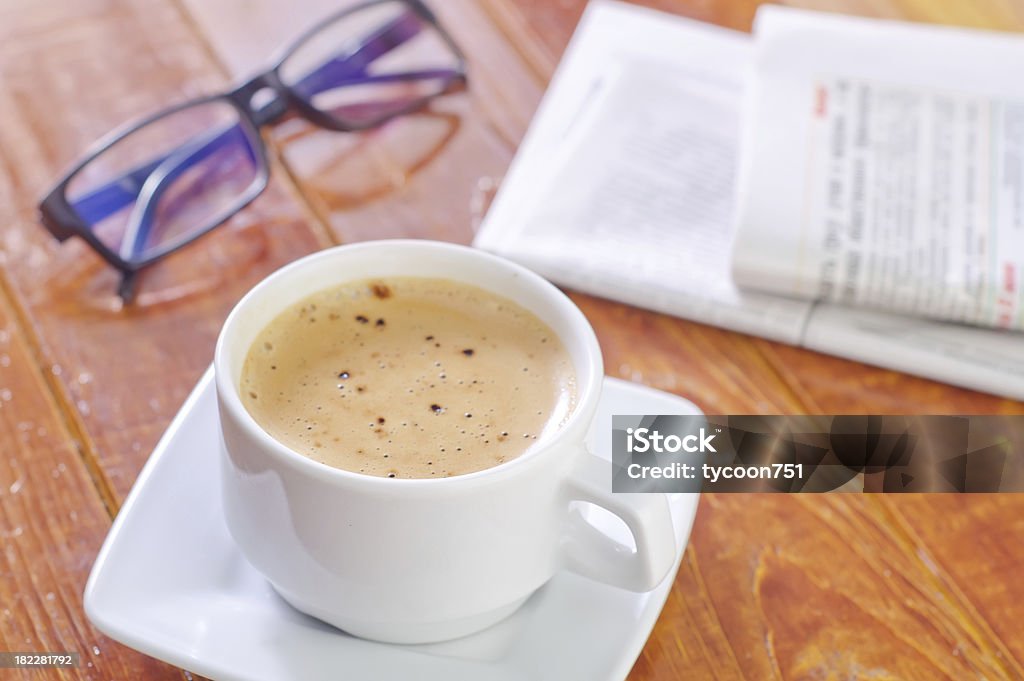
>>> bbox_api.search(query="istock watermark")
[625,427,718,453]
[612,415,1024,493]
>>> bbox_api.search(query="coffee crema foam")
[240,277,577,478]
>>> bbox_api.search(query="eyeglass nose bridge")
[230,74,289,127]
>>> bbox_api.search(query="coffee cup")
[215,240,676,644]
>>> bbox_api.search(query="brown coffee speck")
[377,417,386,424]
[387,473,396,478]
[375,318,386,327]
[465,413,472,418]
[425,335,434,341]
[462,348,474,356]
[430,404,444,414]
[357,386,366,393]
[371,283,392,299]
[355,315,369,323]
[248,392,258,400]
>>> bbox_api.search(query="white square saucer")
[85,368,701,681]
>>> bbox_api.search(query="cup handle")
[560,449,677,592]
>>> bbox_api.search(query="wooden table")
[1,0,1023,678]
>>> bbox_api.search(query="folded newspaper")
[734,8,1024,332]
[474,0,1024,400]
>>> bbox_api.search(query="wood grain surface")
[0,0,1021,679]
[0,291,181,679]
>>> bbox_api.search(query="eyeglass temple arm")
[323,68,463,88]
[117,270,139,304]
[72,158,163,225]
[70,10,436,228]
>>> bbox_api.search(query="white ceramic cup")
[215,240,676,644]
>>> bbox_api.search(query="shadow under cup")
[214,240,604,644]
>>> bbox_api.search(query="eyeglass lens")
[279,1,462,127]
[66,100,263,263]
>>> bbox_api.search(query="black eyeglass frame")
[38,0,467,300]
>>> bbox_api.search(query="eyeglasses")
[38,0,466,301]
